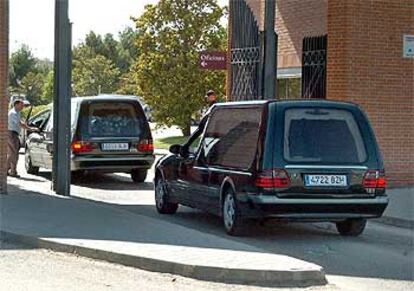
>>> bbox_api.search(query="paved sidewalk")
[0,185,326,287]
[377,188,414,229]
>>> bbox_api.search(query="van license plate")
[305,175,347,187]
[102,143,129,151]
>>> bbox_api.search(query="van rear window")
[79,101,144,138]
[284,108,367,164]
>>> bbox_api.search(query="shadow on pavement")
[36,171,153,191]
[3,179,413,282]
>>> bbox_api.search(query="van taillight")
[71,141,93,154]
[137,139,154,152]
[363,170,386,189]
[255,169,291,188]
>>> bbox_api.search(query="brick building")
[229,0,414,187]
[0,0,9,194]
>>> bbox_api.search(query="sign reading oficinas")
[403,35,414,58]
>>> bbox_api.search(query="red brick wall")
[243,0,327,68]
[0,0,9,194]
[327,0,414,187]
[276,0,327,68]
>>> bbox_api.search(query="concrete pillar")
[0,0,9,194]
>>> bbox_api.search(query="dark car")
[154,100,388,236]
[24,95,155,183]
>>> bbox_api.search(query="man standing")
[205,90,217,108]
[181,90,219,155]
[7,97,37,177]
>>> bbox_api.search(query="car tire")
[222,189,245,236]
[336,219,367,236]
[25,150,39,175]
[131,169,147,183]
[155,178,178,214]
[71,170,86,181]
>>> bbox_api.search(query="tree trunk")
[181,122,191,137]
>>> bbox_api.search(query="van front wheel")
[131,169,147,183]
[336,219,367,236]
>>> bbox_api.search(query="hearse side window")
[284,108,367,164]
[202,107,262,169]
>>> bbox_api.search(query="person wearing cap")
[180,90,219,156]
[205,90,217,108]
[7,97,38,178]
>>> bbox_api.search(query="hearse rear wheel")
[336,218,367,236]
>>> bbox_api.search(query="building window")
[277,78,301,99]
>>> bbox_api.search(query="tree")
[132,0,227,136]
[19,72,46,105]
[72,54,120,96]
[9,44,37,88]
[41,70,54,104]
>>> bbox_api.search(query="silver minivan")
[25,95,155,183]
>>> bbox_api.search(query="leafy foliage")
[132,0,227,135]
[8,45,53,105]
[72,53,120,96]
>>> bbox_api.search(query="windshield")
[283,108,367,164]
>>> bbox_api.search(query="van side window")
[201,107,262,169]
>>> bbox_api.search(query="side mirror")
[169,144,182,155]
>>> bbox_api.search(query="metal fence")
[302,35,327,99]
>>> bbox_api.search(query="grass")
[154,136,189,150]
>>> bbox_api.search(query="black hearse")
[154,100,388,236]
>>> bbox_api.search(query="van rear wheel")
[336,219,367,236]
[131,169,147,183]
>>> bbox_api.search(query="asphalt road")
[8,157,414,291]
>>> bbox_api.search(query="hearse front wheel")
[336,219,367,236]
[222,189,245,236]
[155,178,178,214]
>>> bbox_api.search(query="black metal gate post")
[263,0,277,99]
[52,0,71,196]
[230,0,261,101]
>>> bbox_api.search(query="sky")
[10,0,228,60]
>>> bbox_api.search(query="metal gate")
[230,0,261,101]
[302,35,327,99]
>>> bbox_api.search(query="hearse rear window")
[284,108,367,164]
[79,101,144,138]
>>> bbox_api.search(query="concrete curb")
[375,216,414,230]
[1,231,327,288]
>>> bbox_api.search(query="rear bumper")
[71,154,155,172]
[238,194,389,221]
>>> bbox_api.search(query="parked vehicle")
[154,100,388,236]
[24,95,155,183]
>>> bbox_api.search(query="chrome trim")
[285,165,368,170]
[250,196,389,205]
[193,166,253,176]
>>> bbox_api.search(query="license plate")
[305,175,347,187]
[101,143,129,151]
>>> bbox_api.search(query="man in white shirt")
[7,97,37,178]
